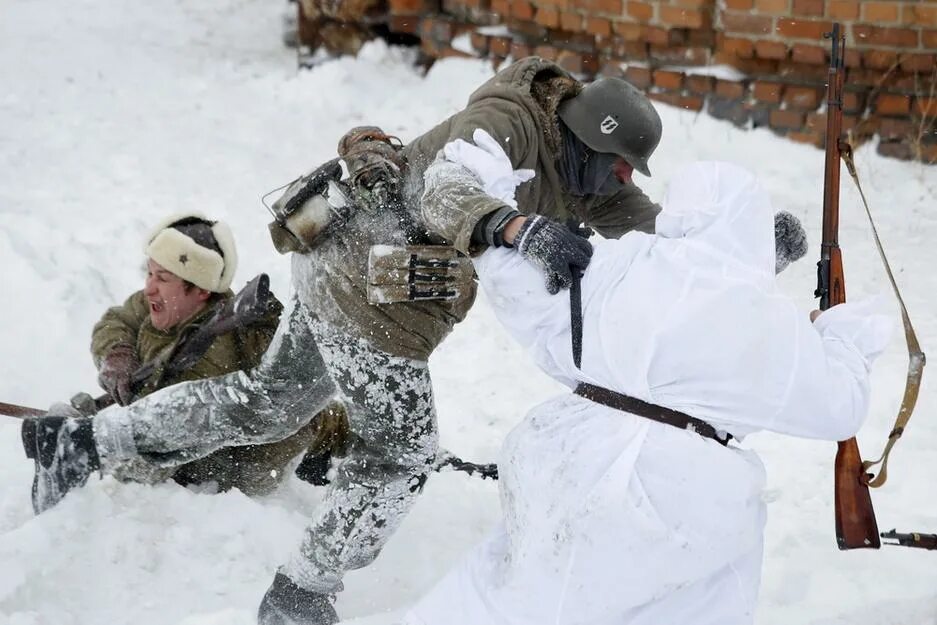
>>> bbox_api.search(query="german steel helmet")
[557,77,662,177]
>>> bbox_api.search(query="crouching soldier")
[56,214,348,501]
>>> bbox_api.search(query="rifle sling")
[841,144,925,488]
[574,383,732,446]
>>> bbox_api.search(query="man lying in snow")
[28,214,348,507]
[403,160,893,625]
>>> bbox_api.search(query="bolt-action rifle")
[0,273,276,419]
[816,24,881,550]
[881,529,937,550]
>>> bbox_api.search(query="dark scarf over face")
[558,121,626,197]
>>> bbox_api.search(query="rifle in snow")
[816,24,880,551]
[1,273,276,419]
[881,529,937,551]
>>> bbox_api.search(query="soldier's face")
[613,157,634,184]
[144,259,211,331]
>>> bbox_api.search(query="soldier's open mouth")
[150,302,163,314]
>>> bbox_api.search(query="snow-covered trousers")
[93,293,440,595]
[93,295,338,481]
[283,321,439,593]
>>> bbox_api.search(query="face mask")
[559,122,627,197]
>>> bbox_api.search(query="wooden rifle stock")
[818,24,880,550]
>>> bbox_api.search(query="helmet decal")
[599,115,619,135]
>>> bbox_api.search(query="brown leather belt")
[574,382,732,446]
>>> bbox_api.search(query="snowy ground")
[1,0,935,623]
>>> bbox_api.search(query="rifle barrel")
[0,401,45,418]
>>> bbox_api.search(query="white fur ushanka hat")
[144,213,238,293]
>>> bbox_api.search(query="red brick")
[776,18,833,40]
[470,32,490,54]
[613,21,643,40]
[490,0,510,14]
[643,26,671,45]
[649,45,711,65]
[587,16,612,35]
[560,11,583,31]
[653,69,685,90]
[627,0,654,21]
[536,6,560,26]
[754,0,788,13]
[674,0,710,7]
[770,109,806,130]
[914,97,937,117]
[844,48,862,68]
[590,0,624,13]
[784,85,823,110]
[625,65,653,88]
[862,1,899,23]
[752,80,785,103]
[715,79,747,98]
[512,0,535,19]
[876,94,912,116]
[389,0,433,13]
[788,130,824,147]
[777,61,829,81]
[511,41,534,58]
[659,6,708,28]
[724,0,753,8]
[843,90,868,113]
[556,50,599,75]
[862,49,899,70]
[900,53,937,74]
[901,3,937,27]
[722,12,773,34]
[534,44,560,59]
[686,74,716,94]
[791,43,826,64]
[827,0,859,20]
[921,30,937,50]
[649,92,706,112]
[721,36,755,58]
[755,39,789,59]
[805,111,826,132]
[852,25,919,47]
[489,35,512,56]
[792,0,823,17]
[878,117,915,139]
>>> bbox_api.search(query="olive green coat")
[403,56,661,255]
[91,290,348,495]
[298,57,659,363]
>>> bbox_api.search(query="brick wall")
[302,0,937,161]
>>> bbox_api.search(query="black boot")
[294,449,333,487]
[257,572,339,625]
[22,415,100,514]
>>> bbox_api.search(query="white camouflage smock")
[404,161,893,625]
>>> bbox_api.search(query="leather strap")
[574,382,732,446]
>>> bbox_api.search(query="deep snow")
[0,0,935,623]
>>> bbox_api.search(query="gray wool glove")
[97,345,139,406]
[514,214,593,294]
[774,211,808,274]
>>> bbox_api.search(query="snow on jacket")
[404,161,893,625]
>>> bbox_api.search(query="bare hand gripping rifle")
[819,24,927,551]
[1,273,276,419]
